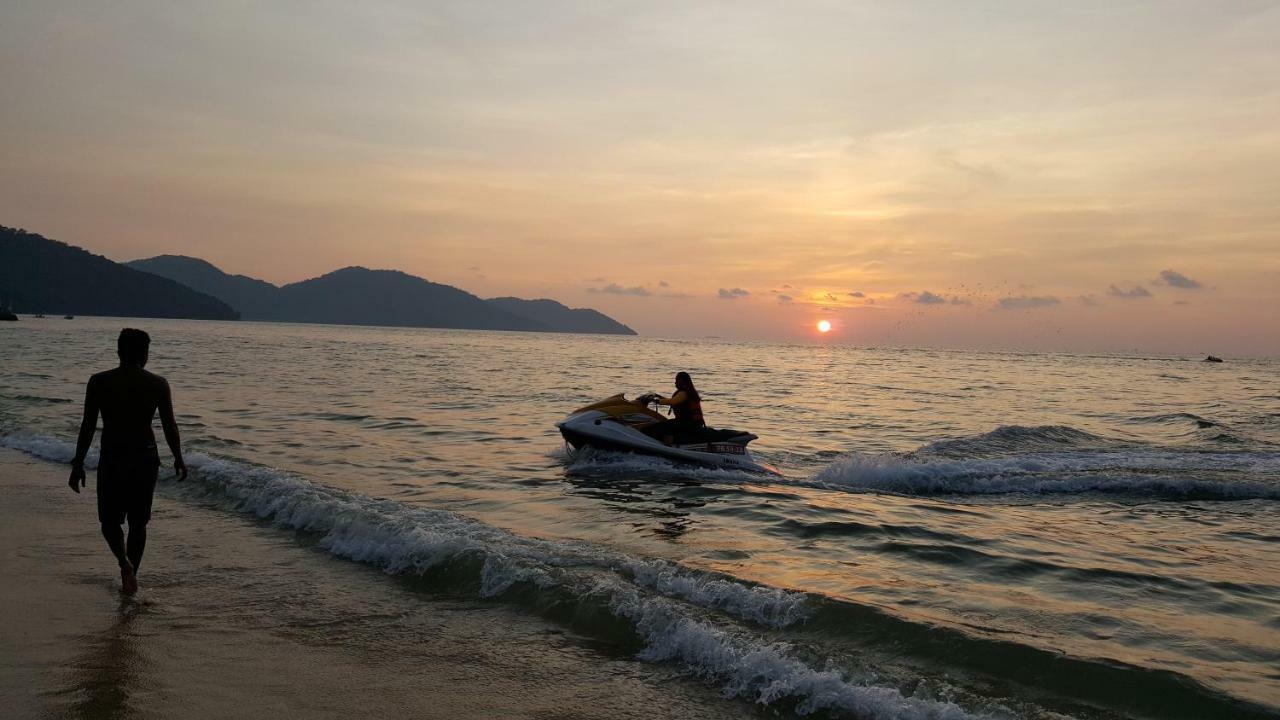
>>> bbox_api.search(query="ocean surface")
[2,317,1278,719]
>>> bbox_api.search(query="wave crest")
[1,431,997,719]
[918,425,1124,457]
[809,449,1280,499]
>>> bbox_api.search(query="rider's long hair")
[675,371,700,402]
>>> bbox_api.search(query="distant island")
[0,225,635,334]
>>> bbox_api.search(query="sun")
[816,320,832,333]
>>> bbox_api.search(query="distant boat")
[63,314,75,320]
[1203,355,1223,363]
[33,312,45,318]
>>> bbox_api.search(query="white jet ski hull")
[557,409,776,474]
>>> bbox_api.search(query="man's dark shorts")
[97,446,160,526]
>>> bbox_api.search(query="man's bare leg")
[101,522,137,595]
[126,523,148,575]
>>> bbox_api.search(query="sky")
[2,1,1277,355]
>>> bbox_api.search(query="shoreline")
[0,448,754,720]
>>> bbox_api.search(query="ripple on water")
[4,320,1279,716]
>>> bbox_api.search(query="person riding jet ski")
[556,378,774,473]
[637,371,703,445]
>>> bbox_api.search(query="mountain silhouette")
[0,227,238,320]
[266,266,544,330]
[486,297,635,335]
[129,255,279,318]
[127,254,636,334]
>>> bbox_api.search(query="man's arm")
[158,378,187,480]
[68,377,99,493]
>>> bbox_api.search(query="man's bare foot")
[120,563,138,596]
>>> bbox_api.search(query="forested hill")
[265,266,546,331]
[0,227,238,320]
[128,254,637,334]
[129,255,279,320]
[487,297,636,335]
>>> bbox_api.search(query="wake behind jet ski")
[557,373,775,473]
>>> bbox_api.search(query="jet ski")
[557,394,776,473]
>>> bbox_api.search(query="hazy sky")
[2,1,1277,354]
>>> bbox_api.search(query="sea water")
[2,317,1277,719]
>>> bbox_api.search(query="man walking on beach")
[69,328,187,595]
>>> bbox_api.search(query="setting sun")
[816,320,832,333]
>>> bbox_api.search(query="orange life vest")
[673,391,704,427]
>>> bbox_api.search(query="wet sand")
[0,449,753,719]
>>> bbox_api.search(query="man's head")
[117,328,151,367]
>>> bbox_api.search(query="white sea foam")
[610,586,993,719]
[1,431,97,467]
[556,429,1280,501]
[624,558,810,628]
[183,451,814,624]
[807,450,1280,499]
[558,443,767,483]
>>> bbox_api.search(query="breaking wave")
[553,426,1280,501]
[918,425,1127,456]
[807,426,1280,500]
[0,431,995,719]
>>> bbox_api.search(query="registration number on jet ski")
[707,443,746,455]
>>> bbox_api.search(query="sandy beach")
[0,448,753,720]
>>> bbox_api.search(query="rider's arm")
[656,390,688,407]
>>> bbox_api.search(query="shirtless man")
[69,328,188,595]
